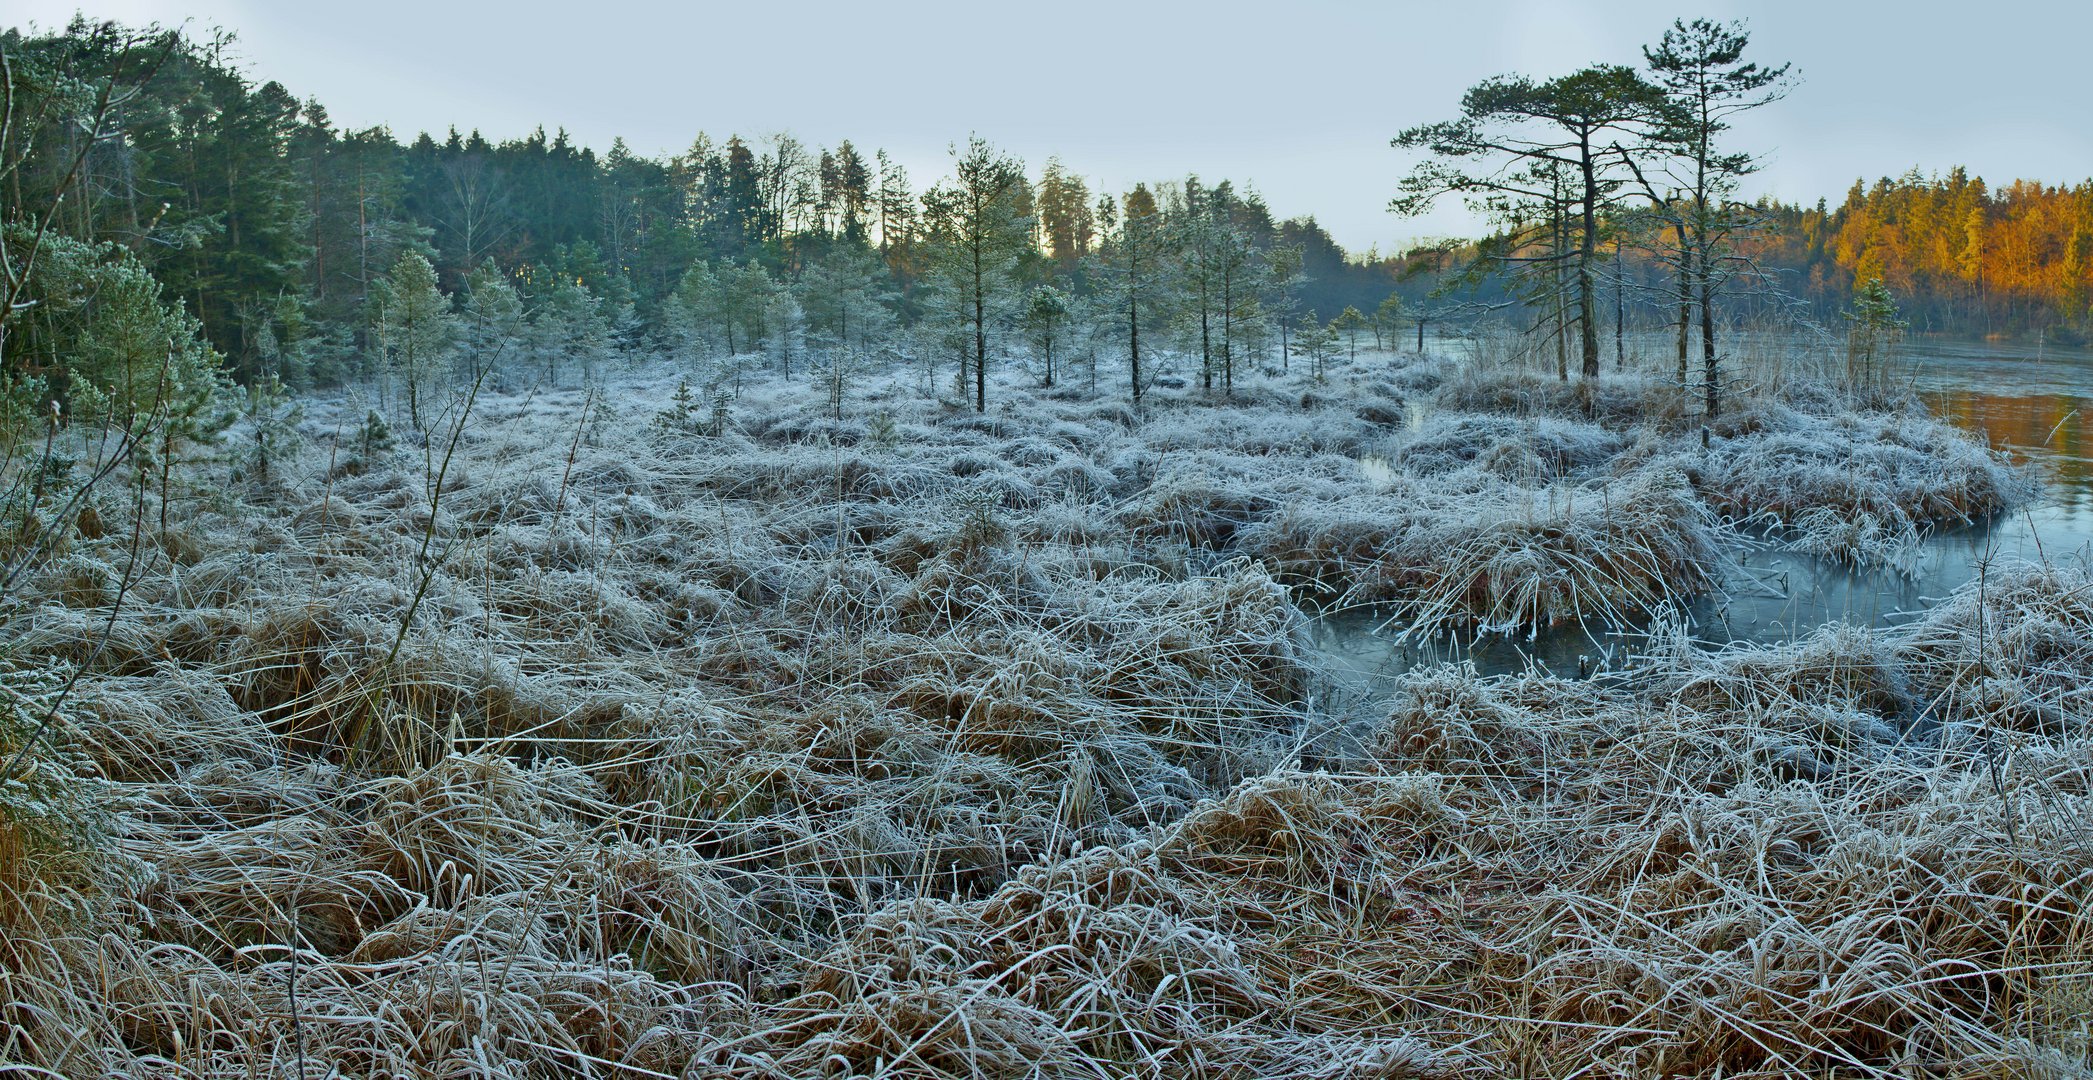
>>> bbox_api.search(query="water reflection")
[1909,336,2091,539]
[1310,336,2093,690]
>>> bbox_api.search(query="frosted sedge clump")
[0,343,2077,1078]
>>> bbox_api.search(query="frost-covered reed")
[0,346,2075,1077]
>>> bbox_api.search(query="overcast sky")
[15,0,2093,254]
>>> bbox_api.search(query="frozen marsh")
[2,347,2087,1078]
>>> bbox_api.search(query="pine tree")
[1190,193,1261,397]
[1333,306,1369,363]
[1395,65,1671,380]
[1093,188,1171,405]
[369,251,454,431]
[1374,294,1405,352]
[875,149,914,259]
[144,57,312,381]
[920,137,1030,412]
[724,263,780,357]
[1036,159,1095,269]
[1640,18,1793,417]
[1297,310,1336,382]
[723,136,765,247]
[1262,245,1306,371]
[6,231,231,441]
[667,262,727,359]
[1171,183,1225,392]
[1844,277,1905,393]
[830,140,873,245]
[763,290,806,380]
[460,260,525,384]
[527,278,610,386]
[798,248,896,419]
[798,248,896,356]
[1022,285,1070,388]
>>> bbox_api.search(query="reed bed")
[0,348,2076,1077]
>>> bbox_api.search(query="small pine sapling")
[655,379,700,434]
[236,372,304,483]
[708,387,733,438]
[867,410,900,451]
[954,484,1006,552]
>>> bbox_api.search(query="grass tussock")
[1691,406,2036,571]
[0,347,2074,1077]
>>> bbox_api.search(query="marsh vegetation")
[5,13,2091,1079]
[5,331,2089,1077]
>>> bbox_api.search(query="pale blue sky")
[16,0,2092,253]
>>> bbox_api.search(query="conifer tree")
[667,262,727,359]
[460,260,525,383]
[370,251,454,431]
[1093,188,1171,405]
[798,248,896,360]
[764,290,806,380]
[875,150,914,260]
[527,278,610,386]
[1333,305,1369,362]
[1262,245,1306,371]
[1297,310,1336,382]
[920,137,1030,412]
[724,263,779,356]
[1022,285,1070,388]
[1037,159,1095,270]
[1395,65,1670,379]
[1374,294,1405,351]
[1844,276,1905,393]
[1638,18,1792,417]
[6,231,230,440]
[1171,184,1225,392]
[1210,223,1260,396]
[798,248,895,418]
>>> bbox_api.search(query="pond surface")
[1309,336,2093,689]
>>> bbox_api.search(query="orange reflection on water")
[1926,390,2088,514]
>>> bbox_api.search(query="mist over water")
[1311,336,2093,688]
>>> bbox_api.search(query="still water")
[1309,336,2093,687]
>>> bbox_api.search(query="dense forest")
[0,18,1408,401]
[1431,175,2093,344]
[6,16,2090,440]
[1408,174,2093,347]
[1750,171,2093,338]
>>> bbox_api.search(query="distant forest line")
[5,17,2089,404]
[1385,170,2093,345]
[3,19,1392,389]
[1750,172,2093,340]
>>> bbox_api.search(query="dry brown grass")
[0,356,2079,1077]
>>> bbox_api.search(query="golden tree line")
[1750,169,2093,336]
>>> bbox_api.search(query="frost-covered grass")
[1427,336,2036,574]
[0,345,2078,1077]
[1692,404,2037,571]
